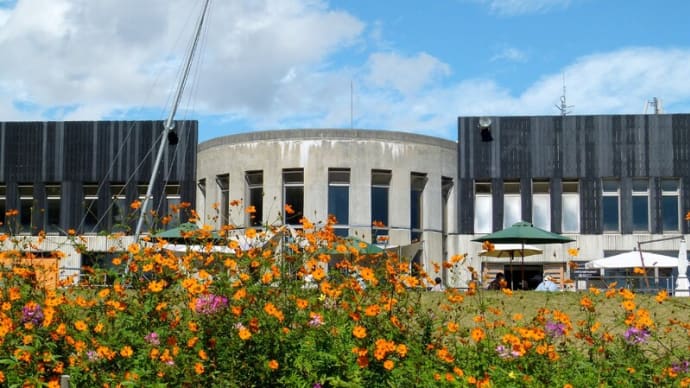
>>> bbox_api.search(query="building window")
[283,169,304,225]
[245,171,263,227]
[165,184,181,229]
[371,170,391,243]
[410,173,427,242]
[19,185,33,234]
[503,181,521,228]
[328,168,350,237]
[474,181,492,233]
[216,174,230,227]
[562,180,580,233]
[83,184,99,234]
[44,184,61,234]
[602,179,620,232]
[532,180,550,231]
[632,179,649,232]
[110,184,127,232]
[661,178,680,232]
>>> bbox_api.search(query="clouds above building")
[1,0,690,141]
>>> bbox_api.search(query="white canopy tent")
[586,251,678,269]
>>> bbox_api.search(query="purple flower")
[624,327,650,344]
[671,360,689,374]
[545,321,566,338]
[194,294,228,315]
[145,332,160,345]
[313,383,323,388]
[308,314,323,327]
[86,350,99,362]
[21,302,44,326]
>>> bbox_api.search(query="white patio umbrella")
[586,251,678,269]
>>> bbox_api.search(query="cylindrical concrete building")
[197,129,458,283]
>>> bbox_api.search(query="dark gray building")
[0,120,197,235]
[453,114,689,290]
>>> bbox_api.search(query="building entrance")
[504,264,543,290]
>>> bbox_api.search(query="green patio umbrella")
[323,236,385,271]
[153,222,221,241]
[472,221,574,290]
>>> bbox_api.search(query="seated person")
[535,275,559,291]
[487,272,505,290]
[430,277,445,292]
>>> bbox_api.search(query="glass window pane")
[474,195,492,233]
[284,186,303,225]
[602,196,619,232]
[603,180,619,192]
[662,196,679,231]
[533,194,550,231]
[248,187,263,227]
[503,195,521,228]
[411,189,422,230]
[371,186,388,226]
[632,196,648,231]
[328,186,349,225]
[562,194,580,232]
[661,179,679,192]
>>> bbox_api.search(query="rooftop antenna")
[555,74,573,117]
[644,97,663,114]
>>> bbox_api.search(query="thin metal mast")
[132,0,210,252]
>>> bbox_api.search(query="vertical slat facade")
[458,114,690,235]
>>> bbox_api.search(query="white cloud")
[480,0,572,15]
[0,0,364,119]
[491,47,527,62]
[365,52,451,95]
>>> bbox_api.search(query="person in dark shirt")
[487,272,505,290]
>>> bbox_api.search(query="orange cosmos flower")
[501,288,513,296]
[120,346,133,358]
[655,289,668,303]
[74,320,88,332]
[130,200,141,210]
[632,267,646,275]
[295,298,308,310]
[685,211,690,221]
[447,322,459,333]
[245,228,257,239]
[471,327,485,342]
[268,359,279,370]
[621,300,636,311]
[383,360,394,370]
[482,240,495,252]
[284,204,295,215]
[238,327,252,340]
[194,362,204,375]
[352,325,367,339]
[567,247,579,257]
[365,304,381,317]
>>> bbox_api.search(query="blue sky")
[2,0,690,141]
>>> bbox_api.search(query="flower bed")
[0,217,689,387]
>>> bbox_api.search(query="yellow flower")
[567,248,579,257]
[148,280,167,293]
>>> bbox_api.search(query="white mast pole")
[128,0,210,273]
